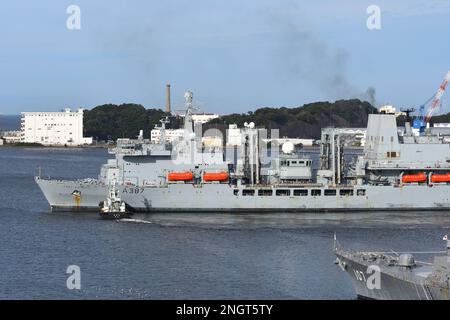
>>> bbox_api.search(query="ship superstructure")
[36,90,450,212]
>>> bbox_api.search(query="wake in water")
[117,218,153,224]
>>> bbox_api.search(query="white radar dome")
[282,142,295,154]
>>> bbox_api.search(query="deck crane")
[412,71,450,135]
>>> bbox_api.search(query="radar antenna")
[400,108,415,123]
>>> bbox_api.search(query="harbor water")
[1,147,450,299]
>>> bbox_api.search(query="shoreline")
[0,143,109,149]
[0,144,364,151]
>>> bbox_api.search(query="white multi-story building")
[379,105,406,117]
[1,130,22,144]
[150,128,184,143]
[183,113,219,124]
[20,108,93,146]
[226,124,242,146]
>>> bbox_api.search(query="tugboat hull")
[99,210,131,220]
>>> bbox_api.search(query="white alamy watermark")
[66,265,81,290]
[354,265,381,290]
[366,5,381,30]
[66,5,81,30]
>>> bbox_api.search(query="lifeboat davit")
[168,172,194,181]
[402,173,427,183]
[203,172,229,182]
[430,173,450,183]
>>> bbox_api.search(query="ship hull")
[336,252,450,300]
[36,177,450,213]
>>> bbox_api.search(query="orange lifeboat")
[168,172,194,181]
[431,173,450,183]
[203,172,229,182]
[402,173,427,183]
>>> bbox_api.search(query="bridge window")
[294,189,308,196]
[311,189,321,196]
[387,151,398,158]
[233,189,239,196]
[243,189,255,196]
[324,189,337,196]
[258,189,273,196]
[357,189,366,196]
[276,189,290,196]
[340,189,354,196]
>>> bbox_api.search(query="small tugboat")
[99,180,130,219]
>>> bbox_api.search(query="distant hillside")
[430,113,450,124]
[83,104,169,141]
[208,99,377,139]
[395,113,450,127]
[83,99,377,141]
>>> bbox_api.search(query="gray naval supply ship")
[334,234,450,300]
[36,90,450,213]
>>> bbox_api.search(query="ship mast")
[183,91,194,137]
[158,117,170,145]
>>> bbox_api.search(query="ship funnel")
[166,84,171,114]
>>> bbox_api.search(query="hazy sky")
[1,0,449,115]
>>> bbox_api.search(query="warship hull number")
[354,269,366,282]
[123,187,144,194]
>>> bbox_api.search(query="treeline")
[83,104,169,141]
[208,99,377,139]
[430,113,450,124]
[396,114,450,127]
[83,99,378,141]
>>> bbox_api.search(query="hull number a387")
[123,187,144,194]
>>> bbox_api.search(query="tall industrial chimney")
[165,84,171,114]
